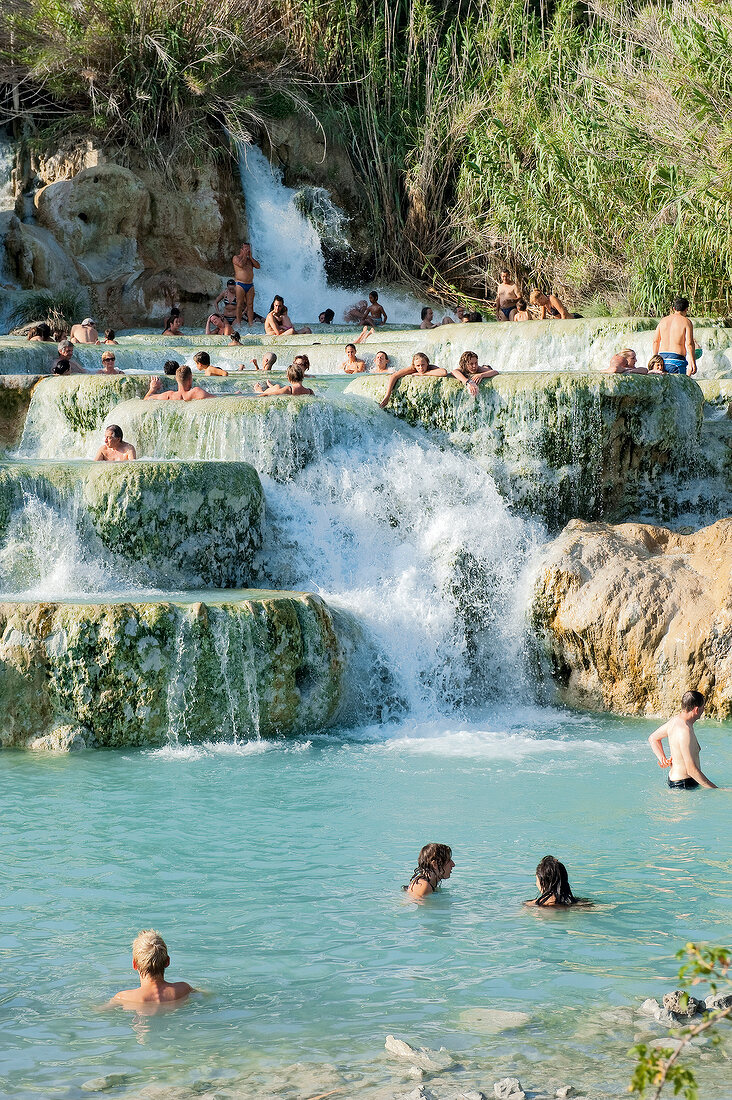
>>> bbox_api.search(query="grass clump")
[8,288,89,332]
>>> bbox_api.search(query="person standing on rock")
[233,242,260,329]
[652,297,698,375]
[648,690,717,789]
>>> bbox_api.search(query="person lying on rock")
[95,424,136,462]
[97,351,123,375]
[403,843,455,899]
[648,690,717,790]
[379,351,447,409]
[342,342,367,373]
[144,365,217,401]
[452,350,499,396]
[245,352,277,372]
[524,855,588,907]
[252,362,314,397]
[193,351,228,377]
[52,341,88,375]
[529,289,571,320]
[109,929,193,1009]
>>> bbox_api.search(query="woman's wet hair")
[416,843,452,877]
[230,332,241,343]
[412,352,431,369]
[458,350,479,374]
[293,354,309,370]
[270,296,285,312]
[287,363,305,383]
[319,308,335,324]
[534,855,576,906]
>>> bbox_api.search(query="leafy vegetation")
[630,943,731,1099]
[7,287,90,331]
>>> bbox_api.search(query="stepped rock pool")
[2,712,731,1100]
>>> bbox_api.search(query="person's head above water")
[345,343,357,355]
[412,352,432,373]
[681,689,705,717]
[421,306,433,322]
[647,354,666,373]
[609,353,629,372]
[176,365,193,389]
[534,855,576,906]
[292,353,309,372]
[374,351,389,368]
[132,929,170,979]
[413,843,454,882]
[193,351,211,368]
[621,347,637,368]
[458,350,481,375]
[263,352,277,369]
[673,296,690,314]
[163,360,180,376]
[319,308,335,324]
[287,363,305,384]
[104,424,124,443]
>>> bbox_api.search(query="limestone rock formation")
[0,592,344,748]
[531,518,732,716]
[0,375,42,449]
[348,373,704,526]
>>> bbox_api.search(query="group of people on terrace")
[108,688,716,1007]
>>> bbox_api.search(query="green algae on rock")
[0,591,344,748]
[348,372,704,526]
[0,460,263,589]
[529,518,732,717]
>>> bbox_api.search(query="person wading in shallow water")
[648,690,717,789]
[109,930,193,1007]
[403,843,455,898]
[652,296,698,376]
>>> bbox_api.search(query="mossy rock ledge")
[529,518,732,717]
[347,373,705,527]
[0,592,344,749]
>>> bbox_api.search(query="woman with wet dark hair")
[403,843,455,899]
[525,855,588,907]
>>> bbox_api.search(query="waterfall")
[0,135,14,212]
[237,143,420,325]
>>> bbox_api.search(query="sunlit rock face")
[0,591,344,748]
[530,518,732,717]
[0,460,264,590]
[348,373,704,526]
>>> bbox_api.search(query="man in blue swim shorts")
[652,296,698,375]
[232,242,260,329]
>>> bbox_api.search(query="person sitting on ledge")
[144,364,217,401]
[529,289,571,320]
[452,350,499,396]
[205,313,233,336]
[648,690,717,790]
[364,290,388,326]
[245,352,277,372]
[193,351,228,377]
[512,299,530,322]
[97,351,123,375]
[647,354,666,374]
[52,341,88,375]
[162,313,183,336]
[403,843,455,899]
[109,929,193,1008]
[95,424,136,462]
[70,317,100,344]
[265,296,311,336]
[371,350,391,373]
[342,343,366,374]
[103,329,118,345]
[524,855,587,907]
[379,351,447,409]
[253,362,314,397]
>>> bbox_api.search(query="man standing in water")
[652,296,697,375]
[233,242,260,329]
[648,690,717,789]
[495,270,522,321]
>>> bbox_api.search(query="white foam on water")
[237,142,421,326]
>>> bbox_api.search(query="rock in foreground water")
[531,518,732,716]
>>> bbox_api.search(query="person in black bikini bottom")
[647,690,718,790]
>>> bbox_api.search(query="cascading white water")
[0,135,14,212]
[237,143,421,325]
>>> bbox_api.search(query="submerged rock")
[530,518,732,716]
[29,724,88,752]
[0,591,344,748]
[705,990,732,1012]
[493,1078,525,1099]
[385,1035,453,1073]
[348,372,704,527]
[458,1008,530,1034]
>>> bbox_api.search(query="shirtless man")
[420,307,436,329]
[245,352,277,372]
[52,341,88,375]
[233,242,260,328]
[69,317,100,344]
[95,424,136,461]
[529,289,571,320]
[193,350,228,377]
[648,690,717,790]
[496,270,521,321]
[364,290,388,325]
[109,930,193,1008]
[652,297,698,376]
[144,364,217,401]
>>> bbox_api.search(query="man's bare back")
[652,299,697,375]
[111,978,193,1007]
[648,693,716,789]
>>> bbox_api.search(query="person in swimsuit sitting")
[252,362,314,397]
[496,269,522,321]
[162,314,183,336]
[95,424,136,462]
[265,296,312,337]
[529,289,571,319]
[341,343,366,373]
[109,929,193,1008]
[379,352,447,409]
[452,350,499,396]
[648,690,717,790]
[97,351,123,375]
[524,855,587,907]
[233,243,260,328]
[652,296,697,376]
[205,314,233,336]
[403,843,455,899]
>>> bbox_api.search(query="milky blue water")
[2,710,730,1100]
